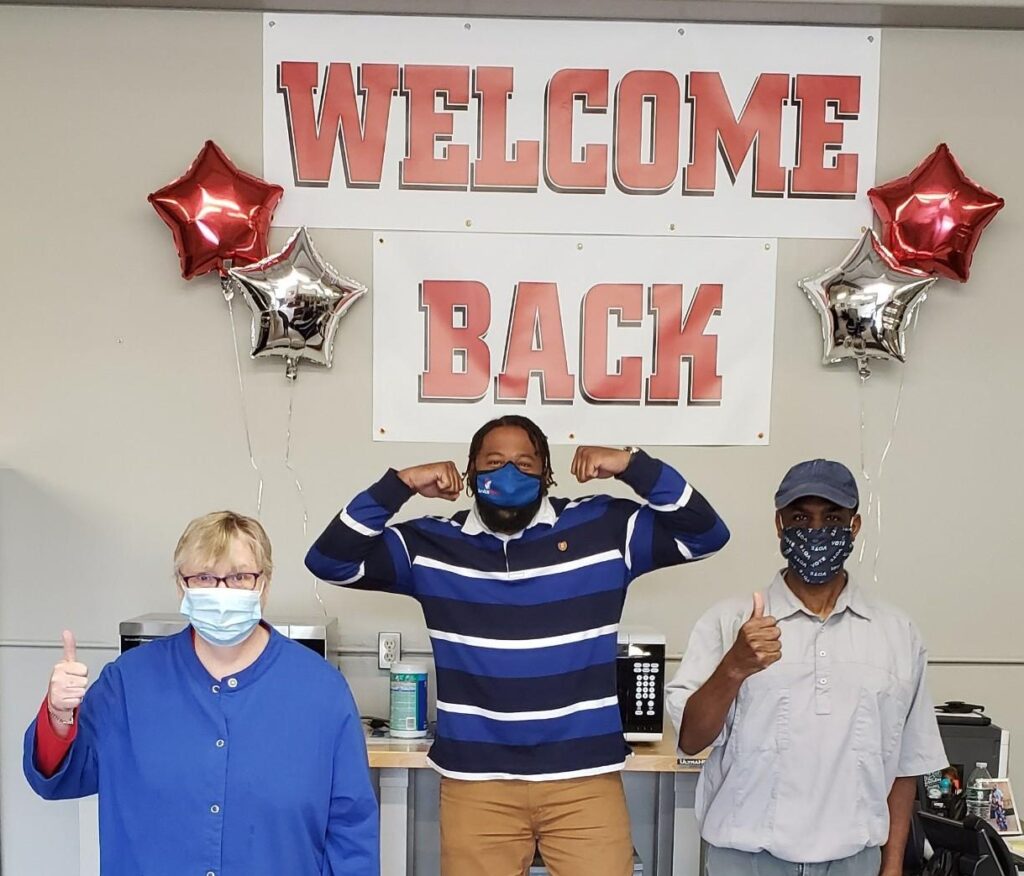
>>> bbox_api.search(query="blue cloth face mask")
[180,586,263,647]
[475,462,541,509]
[780,526,854,585]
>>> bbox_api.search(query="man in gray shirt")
[666,459,947,876]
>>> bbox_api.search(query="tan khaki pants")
[439,772,634,876]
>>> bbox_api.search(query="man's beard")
[475,495,543,535]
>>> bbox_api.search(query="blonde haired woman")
[24,511,378,876]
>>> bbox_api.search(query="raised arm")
[305,462,463,593]
[24,636,119,801]
[666,594,780,756]
[572,447,729,580]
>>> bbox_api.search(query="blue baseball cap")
[774,459,859,510]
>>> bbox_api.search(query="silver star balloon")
[229,227,367,379]
[798,230,936,379]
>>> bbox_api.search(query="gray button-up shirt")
[665,573,947,864]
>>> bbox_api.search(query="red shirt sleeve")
[34,698,77,777]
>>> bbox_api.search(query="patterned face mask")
[780,526,854,585]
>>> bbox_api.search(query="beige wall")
[1,6,1022,870]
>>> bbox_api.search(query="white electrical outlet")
[378,632,401,670]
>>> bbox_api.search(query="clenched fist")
[725,593,782,680]
[48,630,88,729]
[571,446,633,483]
[398,461,464,501]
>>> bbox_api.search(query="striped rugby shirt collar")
[461,496,558,539]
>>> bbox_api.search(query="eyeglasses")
[180,572,263,590]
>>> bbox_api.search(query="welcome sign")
[263,15,880,238]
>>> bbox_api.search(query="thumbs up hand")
[47,630,89,722]
[724,593,782,680]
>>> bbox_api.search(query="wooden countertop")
[365,725,707,773]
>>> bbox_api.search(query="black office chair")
[911,811,1017,876]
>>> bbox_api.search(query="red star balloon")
[148,141,284,280]
[869,143,1004,283]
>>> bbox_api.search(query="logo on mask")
[475,462,541,509]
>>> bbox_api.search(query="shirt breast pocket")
[726,672,790,833]
[732,673,791,754]
[852,664,911,758]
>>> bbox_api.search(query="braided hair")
[465,415,556,496]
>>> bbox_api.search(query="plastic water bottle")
[966,762,993,819]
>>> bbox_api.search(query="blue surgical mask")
[180,586,263,647]
[780,526,854,585]
[475,462,541,509]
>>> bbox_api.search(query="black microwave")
[616,632,666,742]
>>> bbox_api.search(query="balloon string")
[856,325,914,585]
[858,382,872,566]
[286,379,327,617]
[223,280,264,516]
[870,370,906,584]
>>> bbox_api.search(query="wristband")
[48,706,75,727]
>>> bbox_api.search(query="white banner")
[263,15,880,239]
[372,233,776,445]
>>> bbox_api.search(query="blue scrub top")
[24,625,379,876]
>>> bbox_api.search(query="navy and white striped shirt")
[306,450,729,781]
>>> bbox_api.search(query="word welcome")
[277,64,862,199]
